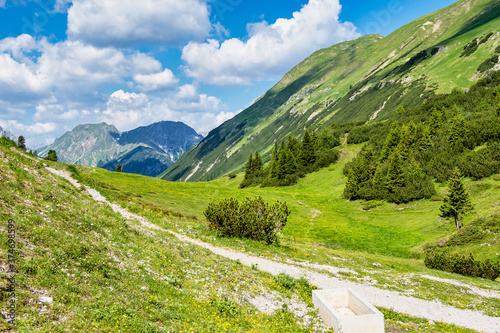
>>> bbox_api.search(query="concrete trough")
[312,288,384,333]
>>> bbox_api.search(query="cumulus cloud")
[0,34,162,105]
[67,0,211,47]
[182,0,359,85]
[0,119,57,135]
[98,86,228,133]
[134,69,179,92]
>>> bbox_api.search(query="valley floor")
[46,167,500,333]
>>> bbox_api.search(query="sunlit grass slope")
[0,143,332,332]
[79,143,500,260]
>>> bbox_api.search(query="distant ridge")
[39,121,203,177]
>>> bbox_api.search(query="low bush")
[425,252,500,280]
[204,196,290,244]
[227,173,237,179]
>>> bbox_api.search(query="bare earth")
[46,168,500,333]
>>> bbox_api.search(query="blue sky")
[0,0,456,147]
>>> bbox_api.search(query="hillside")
[162,0,500,182]
[39,121,203,177]
[2,138,499,332]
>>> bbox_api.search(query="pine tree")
[282,148,297,176]
[244,153,254,180]
[386,152,405,193]
[276,140,287,179]
[116,164,123,172]
[418,126,433,151]
[447,114,467,151]
[429,108,444,135]
[440,168,474,229]
[17,135,26,150]
[299,130,316,168]
[287,135,300,157]
[45,150,58,162]
[397,121,418,159]
[343,146,376,200]
[268,141,280,181]
[253,151,263,174]
[380,122,401,161]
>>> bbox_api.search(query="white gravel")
[46,167,500,333]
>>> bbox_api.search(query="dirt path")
[47,168,500,333]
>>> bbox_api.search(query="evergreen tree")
[268,141,280,181]
[398,120,418,158]
[276,140,287,179]
[429,108,444,135]
[447,114,467,151]
[282,148,298,176]
[343,146,376,200]
[45,150,58,162]
[386,152,405,193]
[380,122,401,161]
[440,168,474,230]
[418,126,433,151]
[252,151,263,174]
[244,153,254,180]
[17,135,26,150]
[116,164,123,172]
[287,135,300,157]
[299,130,316,168]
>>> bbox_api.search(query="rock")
[39,296,53,304]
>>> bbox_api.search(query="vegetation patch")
[424,252,500,280]
[204,197,290,244]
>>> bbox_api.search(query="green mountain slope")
[39,121,203,177]
[162,0,500,182]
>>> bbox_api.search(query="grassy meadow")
[1,140,498,332]
[76,143,500,260]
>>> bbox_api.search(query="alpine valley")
[162,0,500,182]
[39,121,203,177]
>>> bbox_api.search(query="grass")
[1,144,496,332]
[0,145,332,332]
[76,143,500,260]
[63,143,500,319]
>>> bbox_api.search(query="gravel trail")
[47,167,500,333]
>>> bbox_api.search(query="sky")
[0,0,457,147]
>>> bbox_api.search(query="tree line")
[343,71,500,204]
[240,127,341,188]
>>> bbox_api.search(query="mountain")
[161,0,500,182]
[0,125,17,141]
[39,121,203,177]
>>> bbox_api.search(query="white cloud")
[98,86,228,133]
[182,0,359,85]
[67,0,211,47]
[54,0,72,12]
[0,35,162,105]
[134,69,179,92]
[0,0,5,8]
[0,120,57,135]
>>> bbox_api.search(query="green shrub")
[204,197,290,244]
[227,173,237,179]
[0,135,16,147]
[424,252,500,280]
[273,273,297,290]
